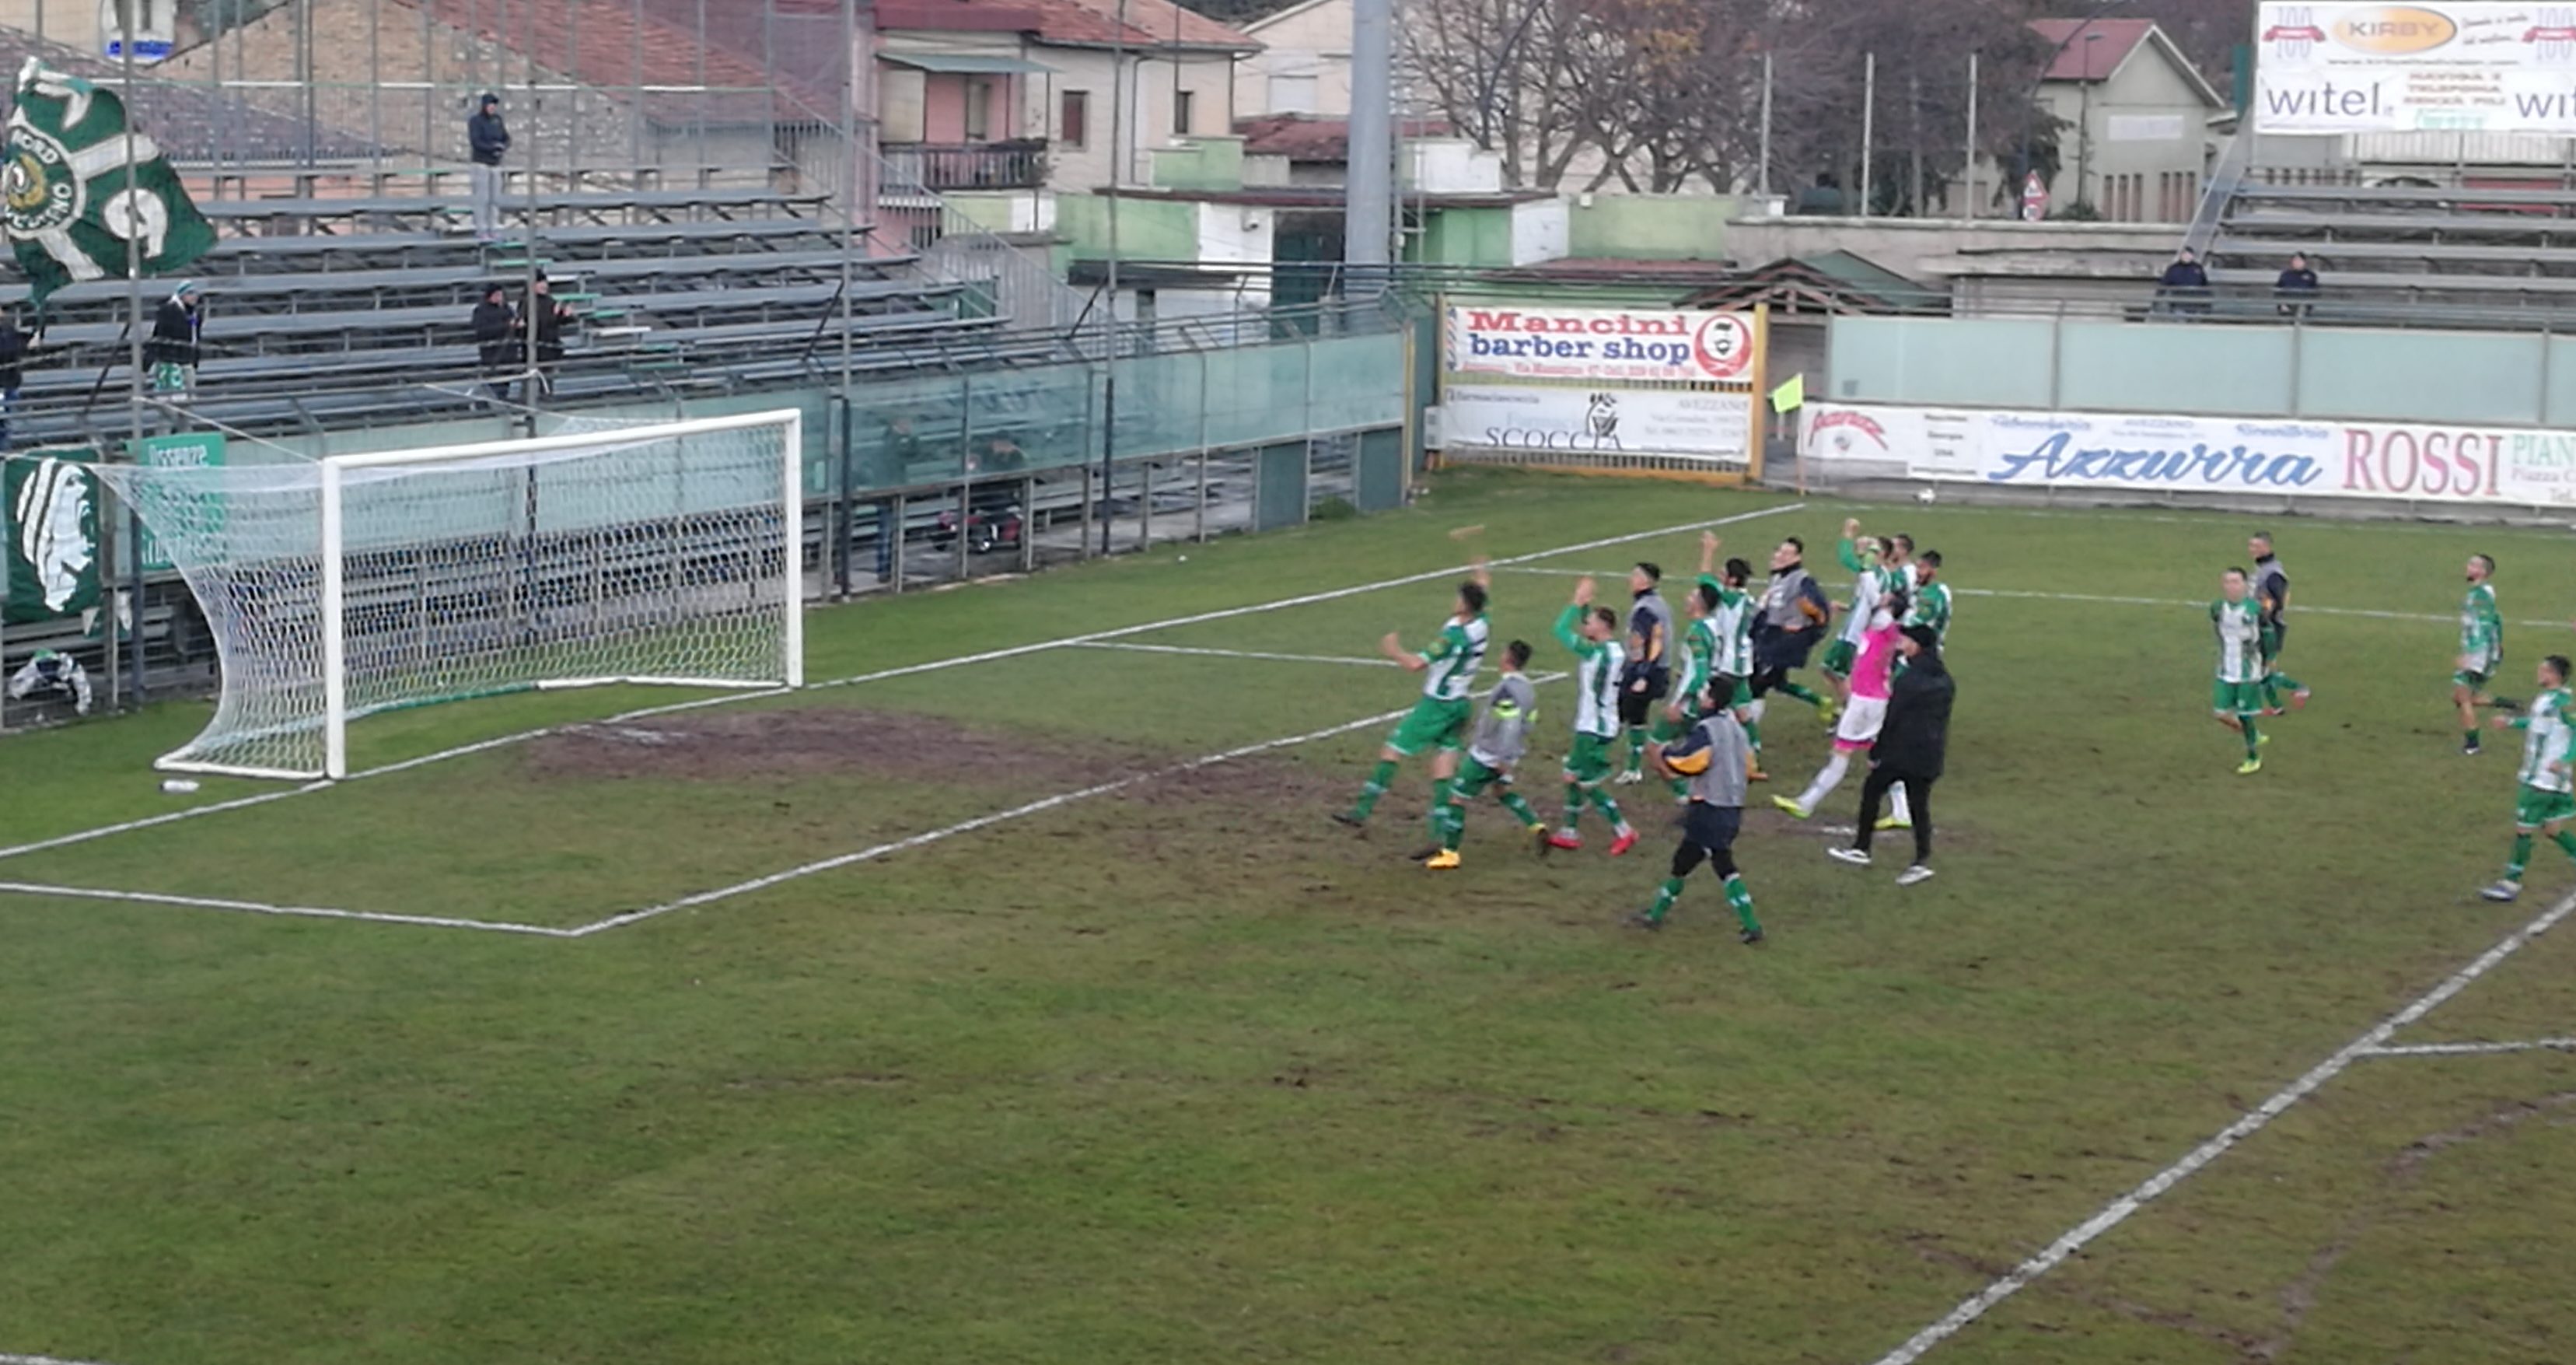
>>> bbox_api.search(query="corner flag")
[1769,373,1804,413]
[2,58,212,310]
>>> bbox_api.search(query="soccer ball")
[1915,486,1938,505]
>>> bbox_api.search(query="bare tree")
[1403,0,1596,188]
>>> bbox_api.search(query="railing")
[880,141,1050,193]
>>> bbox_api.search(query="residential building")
[1242,0,1350,117]
[2024,18,2228,222]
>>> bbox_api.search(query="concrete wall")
[1567,194,1760,261]
[1721,215,2182,280]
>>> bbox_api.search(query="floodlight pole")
[121,5,144,707]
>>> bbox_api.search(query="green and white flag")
[5,448,100,625]
[1,58,212,310]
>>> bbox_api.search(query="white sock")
[1797,751,1851,811]
[1889,785,1912,824]
[1746,698,1767,725]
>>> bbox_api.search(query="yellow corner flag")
[1769,373,1805,413]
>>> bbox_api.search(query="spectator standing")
[146,280,201,397]
[0,309,25,448]
[1829,624,1953,885]
[471,282,516,401]
[1793,172,1847,216]
[2275,251,2320,317]
[467,93,510,243]
[518,275,572,394]
[2158,247,2211,317]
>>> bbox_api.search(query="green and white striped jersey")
[2212,597,2263,683]
[1556,604,1627,738]
[2519,688,2575,793]
[1708,579,1755,677]
[2461,582,2502,672]
[1418,614,1490,701]
[1904,579,1952,645]
[1837,538,1906,646]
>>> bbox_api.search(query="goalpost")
[101,409,805,781]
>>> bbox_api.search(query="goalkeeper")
[1417,640,1550,869]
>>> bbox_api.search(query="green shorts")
[1386,695,1472,756]
[1716,674,1753,713]
[1454,755,1510,800]
[1821,639,1858,676]
[2456,667,2493,690]
[1564,732,1617,783]
[2517,784,2576,829]
[2211,678,2265,716]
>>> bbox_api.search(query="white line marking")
[0,881,577,937]
[1075,642,1400,668]
[2365,1037,2576,1058]
[2,1354,125,1365]
[0,505,1803,868]
[1868,888,2576,1365]
[565,670,1571,938]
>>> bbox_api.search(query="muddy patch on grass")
[523,705,1343,807]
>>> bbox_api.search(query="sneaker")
[2291,688,2312,711]
[1875,816,1911,831]
[1406,843,1443,863]
[1826,846,1872,867]
[2491,695,2524,713]
[1331,811,1366,829]
[1608,829,1639,857]
[1613,770,1644,786]
[1817,698,1840,725]
[1547,831,1585,852]
[2481,879,2522,902]
[1423,849,1462,870]
[2260,706,2284,717]
[1771,795,1811,819]
[2464,735,2483,755]
[1739,925,1765,946]
[1896,863,1936,887]
[1624,910,1664,931]
[2257,730,2272,746]
[2235,756,2263,775]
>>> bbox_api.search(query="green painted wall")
[1057,194,1202,261]
[1409,207,1515,268]
[1150,137,1246,191]
[1567,195,1744,261]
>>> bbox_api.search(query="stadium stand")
[2200,180,2576,324]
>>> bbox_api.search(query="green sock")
[1437,801,1465,852]
[1427,777,1453,837]
[1724,873,1761,936]
[1622,727,1646,775]
[1646,876,1685,924]
[2274,670,2305,694]
[1561,784,1586,834]
[1777,681,1823,709]
[1498,790,1541,830]
[1589,788,1627,831]
[2261,676,2282,710]
[2241,717,2262,758]
[2553,830,2576,863]
[2510,833,2535,880]
[1350,760,1398,820]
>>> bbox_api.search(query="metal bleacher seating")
[2199,180,2576,327]
[8,185,1050,448]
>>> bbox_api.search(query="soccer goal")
[100,409,805,781]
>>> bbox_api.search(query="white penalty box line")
[1867,887,2576,1365]
[0,502,1805,879]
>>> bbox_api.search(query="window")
[1174,89,1196,136]
[1061,90,1089,149]
[1268,73,1319,114]
[963,78,993,142]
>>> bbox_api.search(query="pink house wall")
[914,72,1019,144]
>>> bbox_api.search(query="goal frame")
[157,408,804,782]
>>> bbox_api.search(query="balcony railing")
[882,140,1049,192]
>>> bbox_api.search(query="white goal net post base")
[101,408,805,782]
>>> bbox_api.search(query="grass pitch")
[5,471,2575,1364]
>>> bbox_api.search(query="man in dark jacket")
[2274,252,2319,317]
[518,275,572,392]
[467,93,509,242]
[471,283,515,399]
[146,280,201,396]
[1747,536,1832,736]
[1830,624,1952,885]
[2158,247,2211,316]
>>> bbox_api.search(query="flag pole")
[120,7,144,710]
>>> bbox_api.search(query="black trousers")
[1672,803,1742,880]
[1854,767,1934,864]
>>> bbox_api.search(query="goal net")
[96,410,804,780]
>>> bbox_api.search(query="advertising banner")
[1444,385,1755,460]
[1804,401,2576,508]
[128,430,226,573]
[2256,2,2576,134]
[1443,304,1757,383]
[5,447,99,625]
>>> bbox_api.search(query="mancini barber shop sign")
[1805,401,2576,506]
[1443,304,1756,383]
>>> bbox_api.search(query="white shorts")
[1833,695,1887,751]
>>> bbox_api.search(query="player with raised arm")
[2456,554,2506,755]
[2213,568,2267,775]
[2481,655,2576,902]
[1417,640,1550,870]
[2249,533,2309,716]
[1821,520,1908,719]
[1550,577,1640,856]
[1614,562,1675,785]
[1629,675,1764,943]
[1337,557,1492,831]
[1665,529,1766,787]
[1774,583,1907,821]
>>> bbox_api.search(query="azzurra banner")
[1802,401,2576,507]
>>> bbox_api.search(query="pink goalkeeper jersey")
[1851,615,1900,702]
